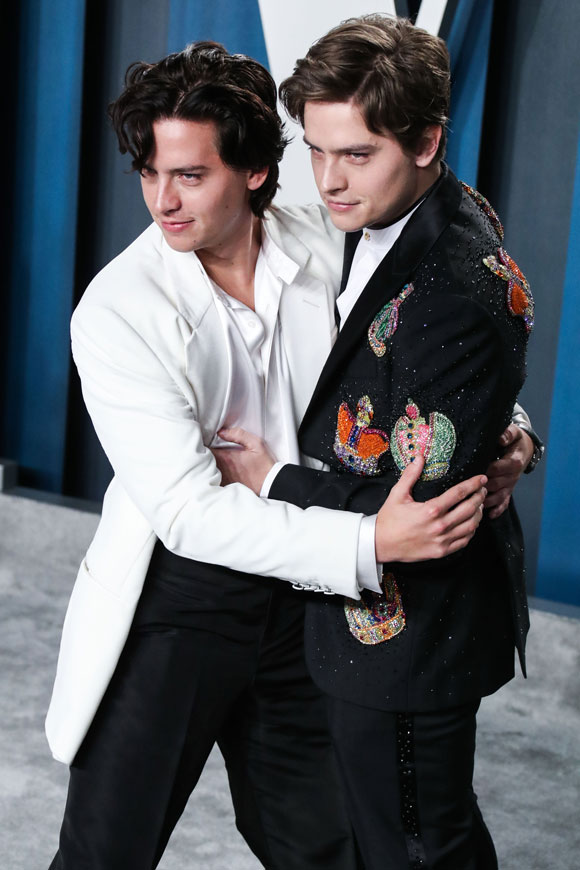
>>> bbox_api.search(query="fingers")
[430,474,487,515]
[435,498,485,555]
[484,487,509,508]
[218,427,257,449]
[485,474,516,494]
[393,455,425,497]
[488,498,511,520]
[498,423,519,448]
[438,486,486,532]
[486,455,519,476]
[445,507,483,543]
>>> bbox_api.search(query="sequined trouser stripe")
[396,713,428,868]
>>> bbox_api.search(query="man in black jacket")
[215,15,536,869]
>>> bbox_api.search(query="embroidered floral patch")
[483,247,534,333]
[344,572,406,645]
[368,282,415,357]
[460,180,504,241]
[391,400,456,481]
[334,396,389,476]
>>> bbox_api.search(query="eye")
[307,145,323,159]
[348,152,369,162]
[140,166,156,179]
[181,172,202,183]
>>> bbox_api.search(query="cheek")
[141,184,153,213]
[310,156,323,186]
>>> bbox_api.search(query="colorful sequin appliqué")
[344,572,406,645]
[334,396,389,476]
[391,400,456,481]
[483,247,534,333]
[368,283,415,357]
[460,180,504,241]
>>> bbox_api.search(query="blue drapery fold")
[536,133,580,606]
[5,0,86,491]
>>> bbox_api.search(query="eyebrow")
[302,136,378,156]
[172,165,209,173]
[142,164,209,173]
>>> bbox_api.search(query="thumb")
[394,454,425,497]
[499,423,517,447]
[218,427,253,448]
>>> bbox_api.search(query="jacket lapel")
[161,239,233,442]
[339,230,362,294]
[300,166,463,433]
[263,207,343,423]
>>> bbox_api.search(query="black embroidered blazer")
[269,166,532,712]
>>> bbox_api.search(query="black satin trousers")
[326,696,498,870]
[49,544,359,870]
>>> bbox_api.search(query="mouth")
[160,219,194,233]
[326,201,358,213]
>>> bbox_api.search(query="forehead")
[303,100,394,150]
[148,117,222,166]
[304,100,400,154]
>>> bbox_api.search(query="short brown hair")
[280,15,450,160]
[109,42,289,217]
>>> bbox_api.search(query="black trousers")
[326,696,498,870]
[49,546,358,870]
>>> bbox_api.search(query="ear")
[247,167,269,191]
[415,125,442,168]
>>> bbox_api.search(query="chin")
[162,233,198,253]
[327,212,364,233]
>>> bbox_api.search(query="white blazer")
[46,205,365,764]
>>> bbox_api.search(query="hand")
[484,424,534,519]
[212,427,275,494]
[375,456,487,562]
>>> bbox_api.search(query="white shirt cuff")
[260,461,286,498]
[357,514,383,593]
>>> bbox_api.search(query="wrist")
[515,422,545,473]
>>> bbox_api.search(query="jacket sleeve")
[70,301,364,598]
[270,293,521,517]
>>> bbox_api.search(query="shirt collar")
[210,223,299,313]
[361,198,424,254]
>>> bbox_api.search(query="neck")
[418,159,442,195]
[369,161,442,230]
[197,215,262,310]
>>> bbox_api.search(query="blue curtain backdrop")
[536,134,580,604]
[3,0,86,493]
[2,0,579,606]
[168,0,268,64]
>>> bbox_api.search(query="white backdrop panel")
[258,1,397,205]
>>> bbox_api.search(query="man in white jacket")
[47,42,528,870]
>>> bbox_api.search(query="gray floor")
[1,492,579,869]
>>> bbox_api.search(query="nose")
[319,157,346,195]
[155,177,181,214]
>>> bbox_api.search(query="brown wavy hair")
[109,42,289,217]
[280,15,450,160]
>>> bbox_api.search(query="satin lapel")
[300,167,463,433]
[162,240,233,443]
[339,230,363,294]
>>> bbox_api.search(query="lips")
[161,219,193,233]
[326,201,358,213]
